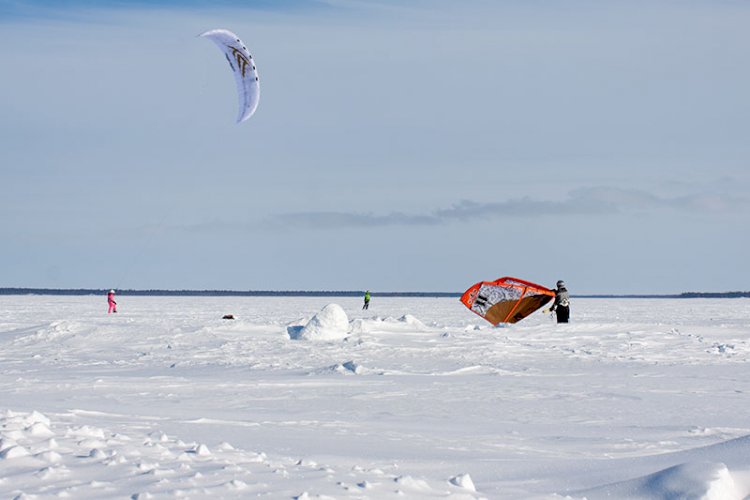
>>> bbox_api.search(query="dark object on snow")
[551,282,570,324]
[222,314,235,320]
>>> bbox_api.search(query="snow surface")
[1,295,750,499]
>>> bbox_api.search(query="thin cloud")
[271,187,750,229]
[273,211,442,228]
[434,194,614,221]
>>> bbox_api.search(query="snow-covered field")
[1,295,750,499]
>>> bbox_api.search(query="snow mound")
[449,473,477,491]
[576,462,743,499]
[340,360,363,374]
[350,314,428,334]
[333,361,365,375]
[0,444,30,459]
[349,318,370,334]
[289,304,350,341]
[313,360,385,376]
[27,422,54,437]
[398,314,426,328]
[395,474,434,492]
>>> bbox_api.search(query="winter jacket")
[551,288,569,310]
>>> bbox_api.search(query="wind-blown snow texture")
[1,296,749,499]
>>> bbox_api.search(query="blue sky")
[1,0,748,293]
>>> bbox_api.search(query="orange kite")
[460,276,555,325]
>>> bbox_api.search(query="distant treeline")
[679,291,750,298]
[0,288,748,298]
[0,288,459,298]
[552,292,750,299]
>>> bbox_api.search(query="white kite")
[200,29,260,123]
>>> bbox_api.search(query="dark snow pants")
[556,306,570,323]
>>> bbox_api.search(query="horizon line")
[1,287,749,299]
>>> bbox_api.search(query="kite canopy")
[460,277,555,325]
[200,28,260,123]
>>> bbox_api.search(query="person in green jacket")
[363,290,371,310]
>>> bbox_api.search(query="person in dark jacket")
[550,280,570,323]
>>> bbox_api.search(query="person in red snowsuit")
[107,289,117,314]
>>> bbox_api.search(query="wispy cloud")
[270,187,750,229]
[273,211,442,228]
